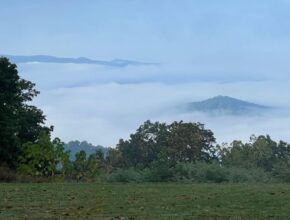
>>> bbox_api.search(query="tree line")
[1,57,290,183]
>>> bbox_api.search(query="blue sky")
[2,0,290,66]
[2,1,290,146]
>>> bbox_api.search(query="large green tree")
[115,121,169,167]
[108,120,216,168]
[0,57,51,168]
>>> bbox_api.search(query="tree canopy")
[220,135,290,173]
[0,57,51,168]
[107,120,216,168]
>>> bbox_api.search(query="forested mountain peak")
[184,96,269,115]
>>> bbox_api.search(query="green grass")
[1,183,290,219]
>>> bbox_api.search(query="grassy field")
[1,183,290,219]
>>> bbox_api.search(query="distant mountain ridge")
[64,141,109,160]
[1,55,159,67]
[183,96,270,115]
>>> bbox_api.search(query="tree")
[0,57,51,168]
[95,149,105,161]
[106,148,124,170]
[220,140,253,168]
[167,121,216,162]
[73,150,88,180]
[250,135,277,171]
[113,121,169,168]
[70,150,101,181]
[17,132,69,177]
[108,120,216,168]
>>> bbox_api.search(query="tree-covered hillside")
[64,141,108,160]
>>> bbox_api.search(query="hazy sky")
[1,1,290,146]
[2,0,290,66]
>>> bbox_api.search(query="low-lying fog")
[19,63,290,147]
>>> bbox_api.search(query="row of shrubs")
[2,162,289,183]
[106,162,280,183]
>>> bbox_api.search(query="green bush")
[106,168,145,182]
[106,151,176,183]
[173,162,272,183]
[227,167,272,183]
[201,164,229,183]
[173,162,229,183]
[271,163,290,183]
[146,152,174,182]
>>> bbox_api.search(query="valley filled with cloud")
[17,62,290,147]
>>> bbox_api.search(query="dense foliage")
[107,120,216,169]
[0,57,51,168]
[17,132,70,177]
[220,135,290,182]
[106,135,290,183]
[64,149,105,181]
